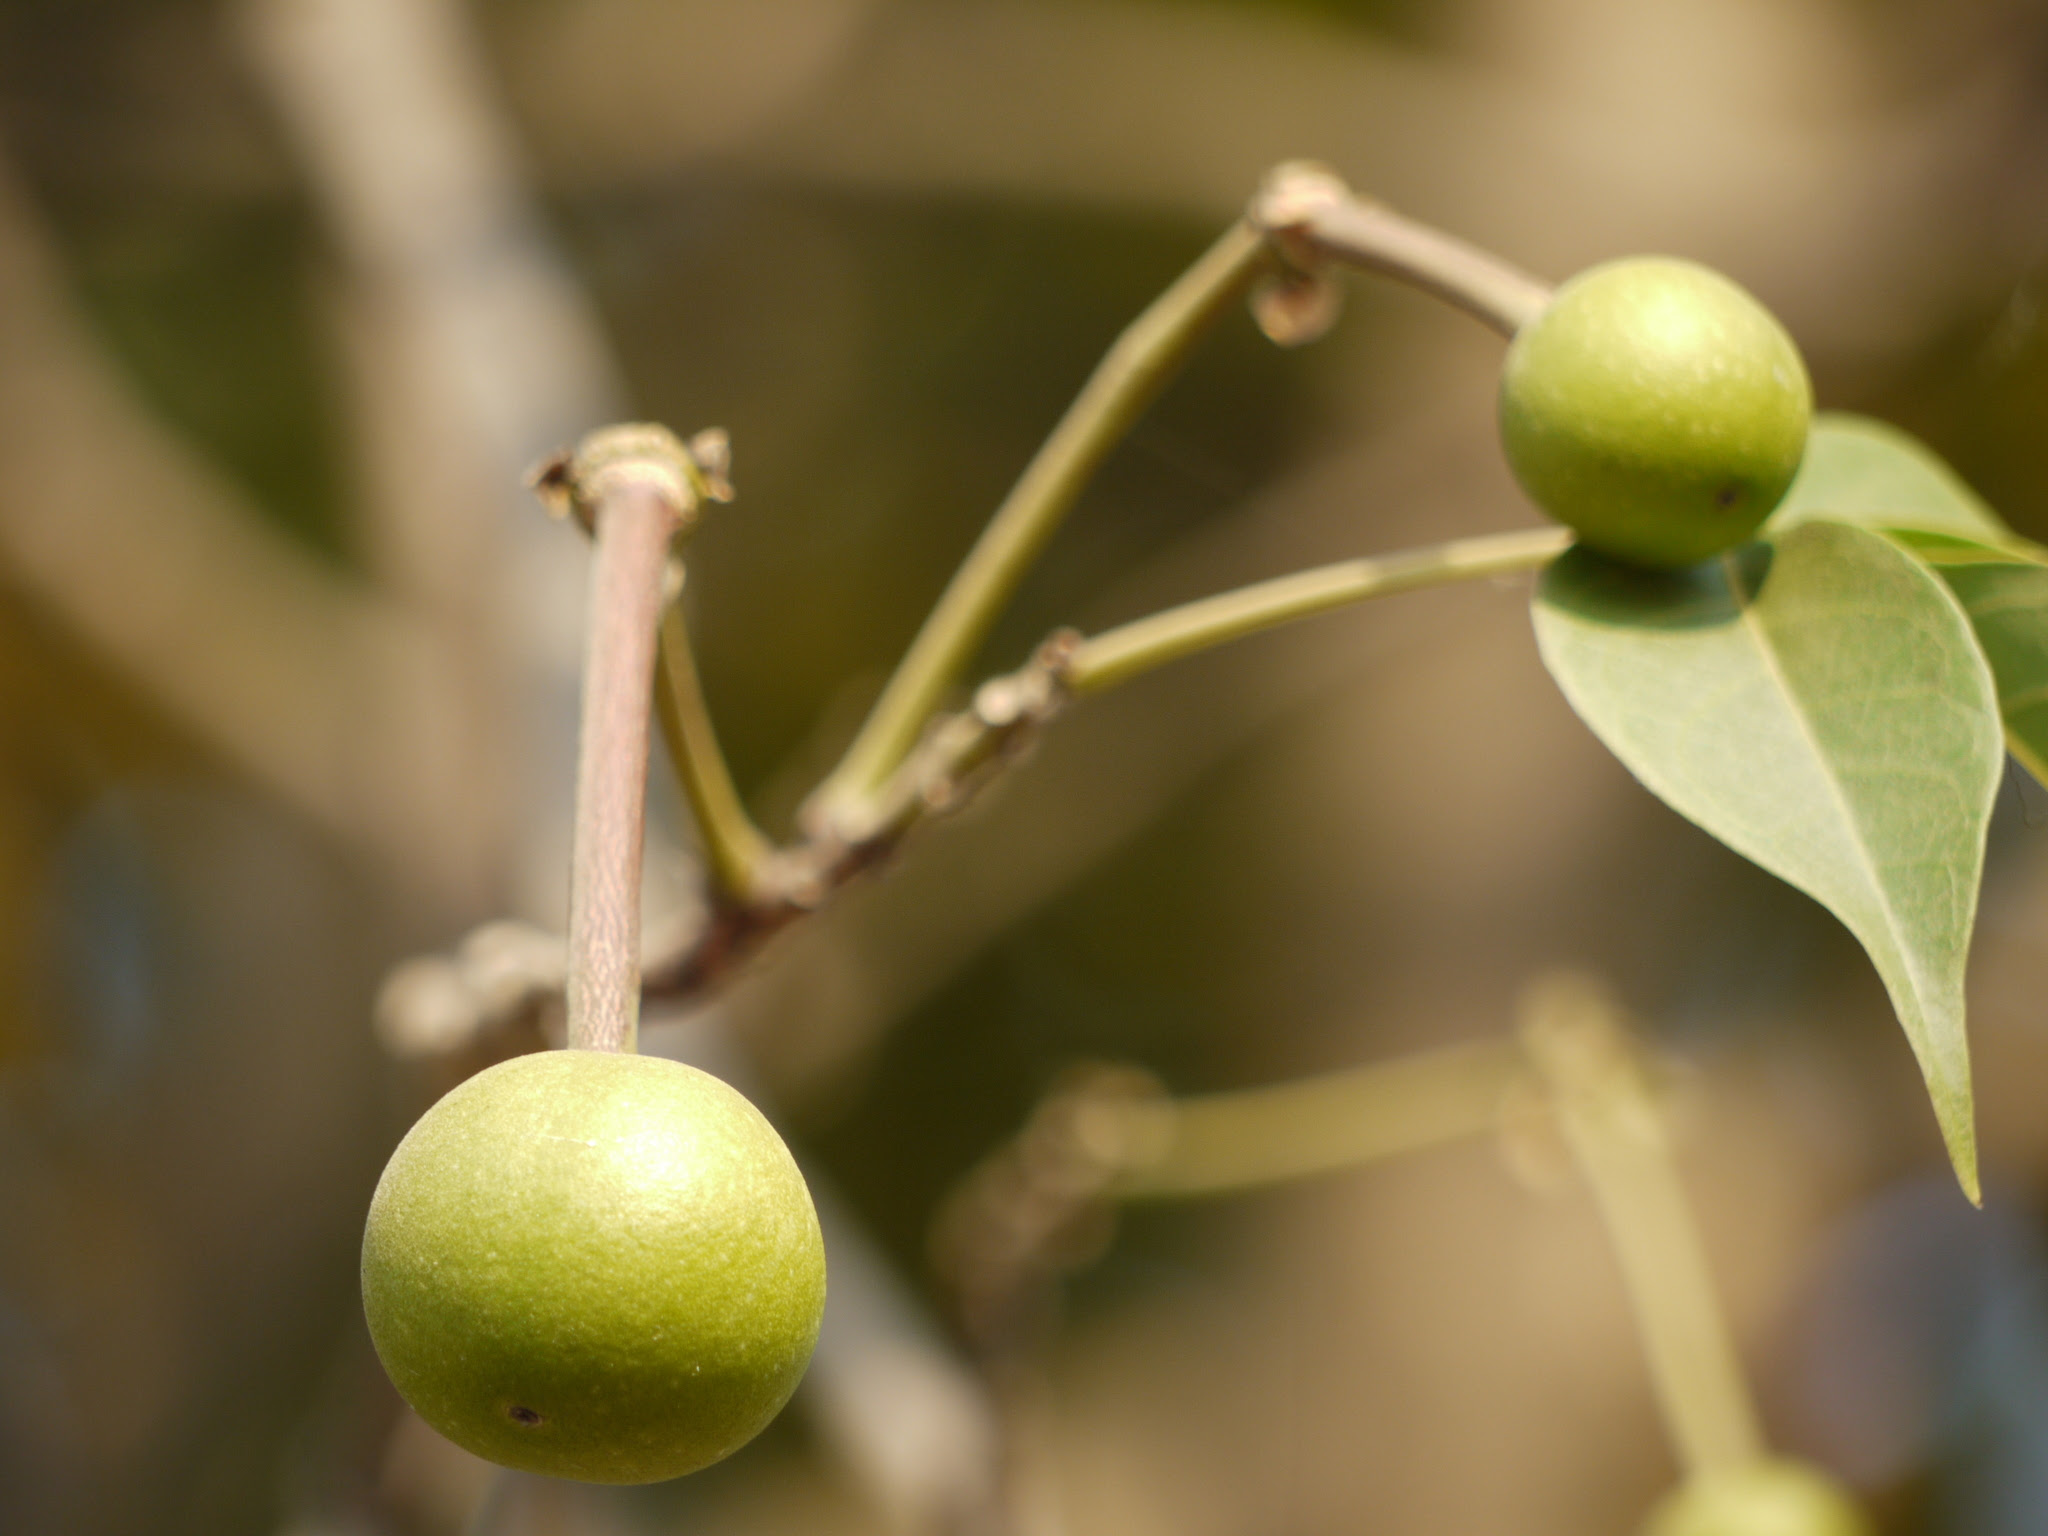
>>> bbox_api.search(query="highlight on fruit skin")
[1499,256,1813,571]
[361,1049,827,1485]
[1642,1459,1871,1536]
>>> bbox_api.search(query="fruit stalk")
[1062,527,1571,695]
[568,477,676,1052]
[1249,162,1553,337]
[536,426,721,1053]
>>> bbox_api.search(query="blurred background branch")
[0,141,492,912]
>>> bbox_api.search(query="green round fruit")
[1499,256,1812,569]
[361,1049,826,1485]
[1643,1460,1871,1536]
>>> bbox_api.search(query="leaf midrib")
[1727,547,1933,1028]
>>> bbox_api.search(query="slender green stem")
[1519,972,1764,1479]
[655,599,774,902]
[809,529,1564,858]
[807,221,1276,828]
[1104,1039,1524,1199]
[1065,527,1570,696]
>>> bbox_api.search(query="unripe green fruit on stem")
[1643,1460,1871,1536]
[361,1050,826,1485]
[1499,256,1812,570]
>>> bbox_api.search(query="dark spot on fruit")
[508,1405,543,1426]
[1714,483,1742,510]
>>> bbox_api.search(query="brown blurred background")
[6,1,2048,1533]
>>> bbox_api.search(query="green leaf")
[1770,412,2009,540]
[1533,521,2004,1200]
[1889,530,2048,786]
[1754,409,2048,782]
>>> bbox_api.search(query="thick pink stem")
[565,479,679,1052]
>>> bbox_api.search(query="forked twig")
[378,164,1561,1054]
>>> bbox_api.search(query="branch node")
[1247,161,1551,337]
[529,422,732,537]
[1248,160,1355,241]
[1247,162,1351,347]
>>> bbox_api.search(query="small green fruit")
[361,1050,826,1485]
[1643,1460,1871,1536]
[1500,256,1812,569]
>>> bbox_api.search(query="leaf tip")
[1935,1101,1981,1207]
[1907,1004,1979,1208]
[1952,1152,1983,1208]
